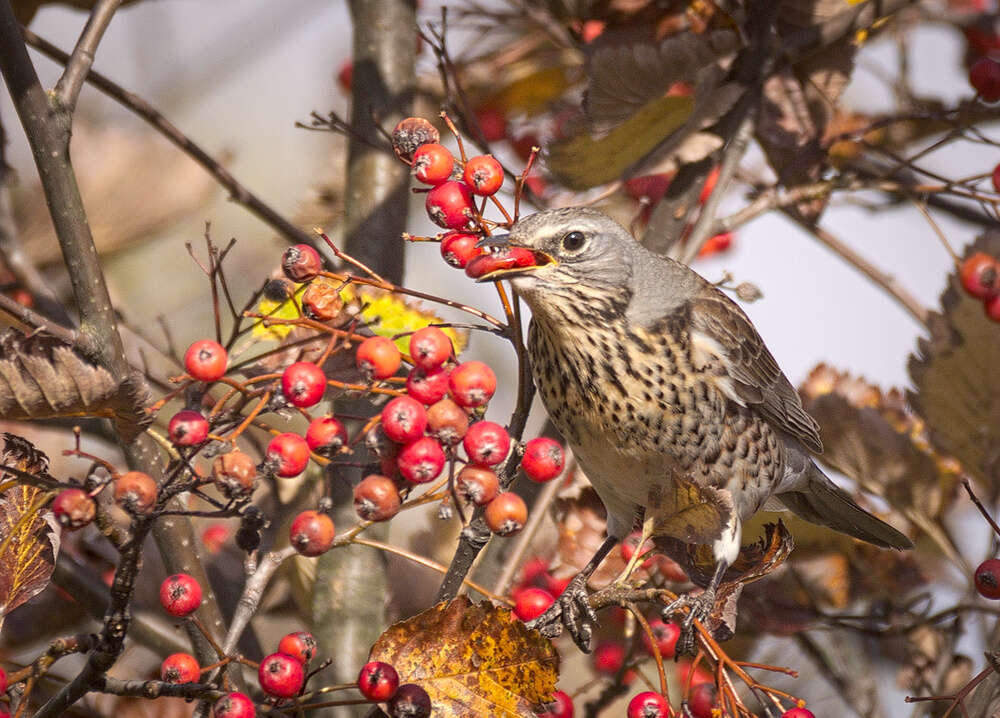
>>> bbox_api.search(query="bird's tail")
[778,464,913,550]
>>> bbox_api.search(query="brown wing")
[687,294,823,454]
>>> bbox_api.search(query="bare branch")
[53,0,122,113]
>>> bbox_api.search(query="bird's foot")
[525,573,597,652]
[661,588,716,656]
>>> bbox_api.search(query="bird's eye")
[561,231,587,252]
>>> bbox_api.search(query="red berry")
[620,531,656,569]
[409,327,453,369]
[698,231,733,258]
[993,163,1000,194]
[677,660,713,688]
[159,573,202,617]
[536,690,574,718]
[290,510,335,557]
[642,619,681,659]
[52,488,96,530]
[971,57,1000,101]
[201,523,229,554]
[513,587,554,621]
[627,692,669,718]
[212,451,257,499]
[306,416,348,456]
[357,660,400,702]
[113,471,157,515]
[412,143,455,185]
[986,293,1000,322]
[278,631,318,664]
[464,247,539,280]
[521,437,564,482]
[426,398,469,445]
[258,652,305,699]
[781,709,815,718]
[354,474,402,521]
[426,180,475,229]
[484,492,527,536]
[282,243,323,282]
[976,558,1000,598]
[463,421,510,466]
[281,362,327,408]
[592,641,624,675]
[699,166,720,204]
[392,117,440,161]
[337,60,352,93]
[463,155,504,196]
[302,280,343,321]
[184,339,228,382]
[381,396,429,443]
[168,410,209,446]
[388,683,431,718]
[161,652,200,684]
[688,682,718,718]
[213,692,255,718]
[455,465,499,506]
[0,665,6,694]
[448,361,496,408]
[357,336,402,380]
[406,365,451,405]
[440,231,484,269]
[266,433,311,477]
[625,173,673,203]
[474,105,507,143]
[396,436,446,484]
[961,252,1000,298]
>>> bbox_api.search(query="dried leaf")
[369,596,559,717]
[0,433,59,620]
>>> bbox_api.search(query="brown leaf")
[369,596,559,717]
[0,433,59,620]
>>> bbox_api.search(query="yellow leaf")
[489,66,572,117]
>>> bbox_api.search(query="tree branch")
[52,0,122,113]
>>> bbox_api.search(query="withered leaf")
[0,433,59,620]
[369,596,559,717]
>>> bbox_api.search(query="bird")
[475,207,912,653]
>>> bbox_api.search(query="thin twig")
[53,0,122,113]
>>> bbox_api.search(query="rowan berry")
[412,143,455,185]
[213,692,255,718]
[627,692,669,718]
[406,366,451,405]
[281,362,326,408]
[463,155,504,196]
[464,421,510,466]
[521,437,564,481]
[513,587,554,621]
[114,471,157,515]
[258,652,305,699]
[306,416,348,456]
[159,573,202,617]
[396,436,446,484]
[388,683,431,718]
[52,488,96,530]
[976,558,1000,598]
[426,398,469,445]
[484,492,527,536]
[688,682,718,718]
[971,57,1000,101]
[781,709,815,718]
[642,619,681,659]
[212,450,257,499]
[184,339,227,382]
[357,336,402,380]
[354,474,402,521]
[266,433,310,477]
[455,465,499,506]
[449,361,496,408]
[281,243,323,282]
[440,231,483,269]
[290,510,335,557]
[302,280,343,321]
[161,652,200,683]
[592,641,624,675]
[168,409,209,446]
[392,117,440,161]
[426,180,475,229]
[357,660,400,702]
[381,396,428,443]
[278,631,318,664]
[961,252,1000,299]
[409,326,453,369]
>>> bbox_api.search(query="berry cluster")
[959,251,1000,320]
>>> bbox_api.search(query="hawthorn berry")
[484,491,527,536]
[592,641,625,675]
[337,60,352,93]
[448,360,496,408]
[388,683,431,718]
[688,682,718,718]
[201,523,230,553]
[993,163,1000,194]
[168,410,209,446]
[159,573,202,617]
[113,471,157,515]
[455,465,499,506]
[409,326,453,369]
[464,421,511,466]
[699,165,720,204]
[354,474,402,521]
[970,57,1000,101]
[258,652,305,699]
[656,555,689,583]
[464,247,538,280]
[426,398,469,445]
[302,280,343,321]
[306,416,348,456]
[381,396,429,443]
[535,690,573,718]
[961,252,1000,299]
[976,558,1000,598]
[406,366,451,405]
[474,105,507,142]
[184,339,228,382]
[281,362,327,408]
[426,180,475,229]
[357,336,402,380]
[781,709,816,718]
[521,437,564,482]
[396,436,446,483]
[52,488,96,530]
[0,665,7,693]
[161,652,200,684]
[627,692,669,718]
[986,293,1000,321]
[620,531,656,569]
[463,155,504,196]
[213,692,255,718]
[698,231,733,258]
[642,619,681,659]
[266,433,311,477]
[357,660,400,702]
[212,450,257,499]
[392,117,440,161]
[677,660,713,688]
[513,587,554,621]
[289,510,335,557]
[278,630,318,664]
[281,244,323,282]
[440,231,484,269]
[412,143,455,185]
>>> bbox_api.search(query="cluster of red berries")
[51,468,161,533]
[357,660,432,718]
[959,251,1000,320]
[970,55,1000,102]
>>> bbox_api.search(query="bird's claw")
[525,574,597,652]
[661,589,716,657]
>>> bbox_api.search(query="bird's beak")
[469,232,555,282]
